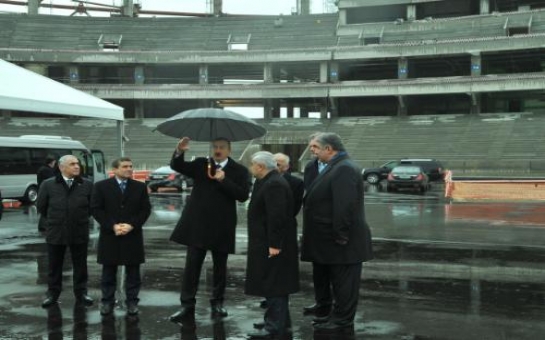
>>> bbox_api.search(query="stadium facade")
[1,0,545,172]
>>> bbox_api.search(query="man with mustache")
[168,137,251,324]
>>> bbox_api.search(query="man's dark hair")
[212,137,231,149]
[111,157,132,169]
[313,132,346,152]
[45,156,56,165]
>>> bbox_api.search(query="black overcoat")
[303,159,319,190]
[169,153,251,254]
[282,172,304,217]
[36,174,93,245]
[91,177,151,265]
[245,171,300,297]
[301,154,373,264]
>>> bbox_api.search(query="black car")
[386,165,429,193]
[146,166,193,192]
[362,158,445,184]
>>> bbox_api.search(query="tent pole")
[117,120,125,157]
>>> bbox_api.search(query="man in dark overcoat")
[302,132,373,331]
[302,156,334,318]
[37,155,94,308]
[91,157,151,316]
[274,152,304,217]
[245,151,299,339]
[37,156,57,231]
[169,137,251,324]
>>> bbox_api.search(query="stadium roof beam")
[337,0,444,9]
[0,0,221,17]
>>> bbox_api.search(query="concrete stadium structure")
[1,0,545,172]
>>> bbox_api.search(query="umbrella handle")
[207,162,215,180]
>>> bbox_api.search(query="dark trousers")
[312,262,333,307]
[180,245,228,307]
[101,264,141,305]
[264,296,291,335]
[327,262,362,325]
[47,243,88,298]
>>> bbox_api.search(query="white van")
[0,135,106,203]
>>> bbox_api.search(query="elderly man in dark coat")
[169,137,251,324]
[245,151,300,339]
[37,155,94,308]
[302,156,334,318]
[302,132,373,332]
[91,157,151,316]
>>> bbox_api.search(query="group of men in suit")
[168,132,373,339]
[37,155,151,316]
[36,131,373,339]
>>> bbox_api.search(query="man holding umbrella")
[169,136,251,323]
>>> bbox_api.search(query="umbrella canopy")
[154,108,267,142]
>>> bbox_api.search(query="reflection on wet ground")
[1,186,545,339]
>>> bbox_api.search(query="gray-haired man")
[37,155,94,308]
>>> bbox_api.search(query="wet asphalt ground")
[1,183,545,339]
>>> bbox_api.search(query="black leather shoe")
[253,321,265,329]
[100,303,114,316]
[211,304,228,318]
[169,307,195,324]
[303,303,331,316]
[127,302,139,316]
[76,294,94,306]
[312,315,329,325]
[41,296,58,308]
[247,328,277,339]
[313,321,354,332]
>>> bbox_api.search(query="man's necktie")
[120,181,126,193]
[66,179,73,187]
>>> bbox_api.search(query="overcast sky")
[0,0,330,16]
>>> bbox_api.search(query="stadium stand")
[2,113,544,174]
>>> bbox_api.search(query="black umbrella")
[154,108,266,142]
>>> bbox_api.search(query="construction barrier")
[445,173,545,201]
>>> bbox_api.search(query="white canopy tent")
[0,58,125,155]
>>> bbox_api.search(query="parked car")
[145,166,193,192]
[386,165,429,193]
[362,158,445,184]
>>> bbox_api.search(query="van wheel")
[366,173,380,184]
[23,185,38,204]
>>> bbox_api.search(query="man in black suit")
[37,156,57,231]
[302,156,334,318]
[37,156,57,189]
[37,155,94,308]
[169,137,251,324]
[256,152,305,310]
[91,157,151,316]
[302,132,373,331]
[274,153,304,217]
[246,151,299,339]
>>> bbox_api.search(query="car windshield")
[392,166,421,174]
[381,161,400,169]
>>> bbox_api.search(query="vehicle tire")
[23,185,38,204]
[366,173,380,184]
